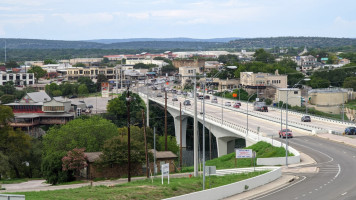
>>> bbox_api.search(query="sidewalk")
[316,133,356,148]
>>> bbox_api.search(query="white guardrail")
[164,167,281,200]
[139,92,300,166]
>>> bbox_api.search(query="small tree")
[78,84,89,97]
[28,66,47,83]
[62,148,88,177]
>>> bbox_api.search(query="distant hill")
[85,37,242,44]
[226,37,356,49]
[1,37,356,50]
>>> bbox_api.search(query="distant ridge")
[84,37,242,44]
[0,37,356,50]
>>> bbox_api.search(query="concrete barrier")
[164,167,281,200]
[0,194,25,200]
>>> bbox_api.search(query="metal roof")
[27,91,51,102]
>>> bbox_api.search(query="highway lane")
[253,135,356,200]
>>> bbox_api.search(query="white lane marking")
[288,141,334,164]
[253,176,307,200]
[341,192,347,196]
[315,189,318,191]
[309,191,312,194]
[334,164,341,179]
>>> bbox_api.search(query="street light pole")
[247,93,256,137]
[193,69,198,177]
[126,86,131,182]
[202,74,206,190]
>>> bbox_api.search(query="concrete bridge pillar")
[173,116,188,148]
[216,137,238,157]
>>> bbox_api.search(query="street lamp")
[284,78,310,167]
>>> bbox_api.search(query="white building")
[0,71,35,86]
[275,88,302,107]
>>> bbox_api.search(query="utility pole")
[142,110,149,178]
[165,87,168,151]
[285,90,289,167]
[126,86,131,182]
[180,102,182,169]
[202,75,206,190]
[116,66,118,94]
[146,76,149,127]
[193,69,198,177]
[154,127,156,176]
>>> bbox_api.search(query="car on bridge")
[183,100,191,106]
[345,127,356,135]
[301,115,311,122]
[233,102,241,108]
[224,102,231,106]
[279,129,293,138]
[211,97,218,103]
[172,96,178,101]
[156,93,163,97]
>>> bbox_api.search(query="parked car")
[301,115,311,122]
[211,97,218,103]
[177,91,182,95]
[198,95,204,100]
[69,95,77,99]
[204,95,210,99]
[183,100,191,106]
[182,91,187,96]
[279,129,293,138]
[87,104,93,109]
[224,102,231,106]
[151,86,157,90]
[156,93,163,97]
[233,102,240,108]
[172,96,178,101]
[345,127,356,135]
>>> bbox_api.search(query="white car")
[224,102,231,106]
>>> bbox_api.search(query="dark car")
[182,91,188,96]
[204,95,210,99]
[345,127,356,135]
[69,95,77,99]
[198,95,204,100]
[260,106,268,112]
[301,115,311,122]
[183,100,191,106]
[279,129,293,138]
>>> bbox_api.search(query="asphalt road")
[253,135,356,200]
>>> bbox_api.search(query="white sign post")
[161,163,170,184]
[235,149,253,168]
[236,149,253,158]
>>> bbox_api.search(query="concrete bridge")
[139,92,259,157]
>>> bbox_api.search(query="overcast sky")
[0,0,355,40]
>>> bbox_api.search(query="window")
[294,91,298,94]
[22,75,26,79]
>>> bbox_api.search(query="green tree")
[52,90,62,97]
[161,64,176,75]
[218,54,239,65]
[308,77,330,88]
[28,66,47,83]
[78,77,96,93]
[106,92,146,127]
[100,135,150,167]
[96,74,108,91]
[78,84,89,97]
[0,152,10,179]
[1,94,15,104]
[42,116,117,184]
[253,49,275,63]
[343,77,356,91]
[44,59,57,64]
[73,63,86,67]
[5,61,19,68]
[157,135,179,154]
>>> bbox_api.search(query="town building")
[5,91,76,137]
[0,71,35,86]
[173,59,205,69]
[275,88,302,107]
[240,71,287,89]
[199,77,239,92]
[178,66,203,87]
[204,61,223,72]
[67,66,120,81]
[308,88,351,114]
